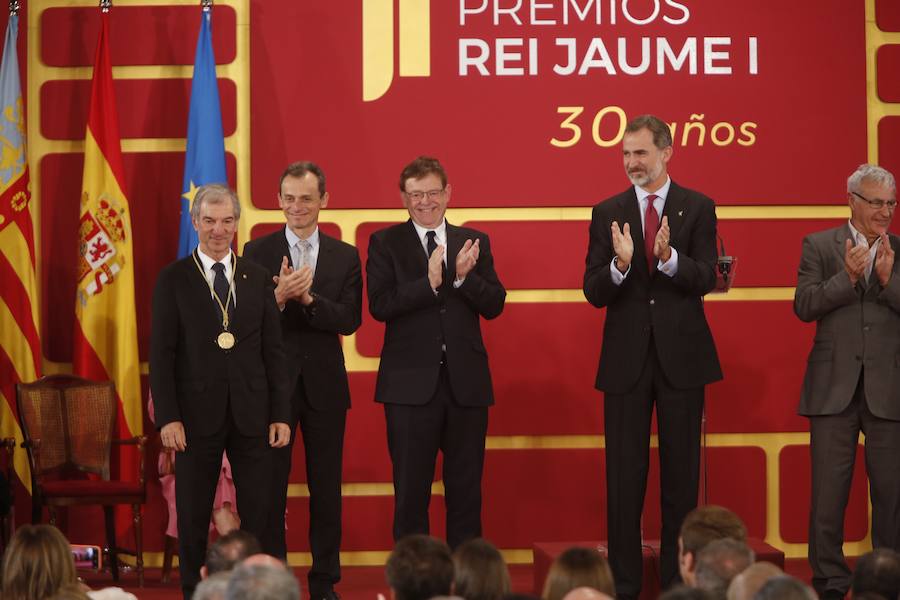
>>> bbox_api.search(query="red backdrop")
[4,0,899,567]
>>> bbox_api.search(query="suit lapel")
[312,232,334,292]
[277,226,293,270]
[662,181,686,244]
[446,222,463,284]
[230,255,250,338]
[402,220,429,272]
[619,188,648,274]
[184,252,225,332]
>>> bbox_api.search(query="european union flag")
[177,8,227,259]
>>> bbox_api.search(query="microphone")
[713,234,736,293]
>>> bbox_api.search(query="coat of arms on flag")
[76,194,129,301]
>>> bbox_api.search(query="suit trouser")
[175,406,274,600]
[604,346,704,600]
[265,377,347,597]
[808,376,900,598]
[384,363,489,549]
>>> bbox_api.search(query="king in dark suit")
[243,162,362,600]
[795,164,900,600]
[583,115,722,599]
[149,184,292,599]
[366,156,506,548]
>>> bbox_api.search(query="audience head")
[203,530,263,578]
[660,585,714,600]
[1,524,78,600]
[386,535,454,600]
[49,584,92,600]
[852,548,900,600]
[193,572,232,600]
[241,553,288,570]
[752,576,817,600]
[726,561,783,600]
[679,505,748,586]
[561,586,615,600]
[452,538,511,600]
[541,546,615,600]
[225,563,300,600]
[693,539,754,599]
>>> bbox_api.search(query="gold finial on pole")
[9,0,20,16]
[202,0,212,13]
[100,0,112,13]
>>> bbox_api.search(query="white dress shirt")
[610,176,679,285]
[285,226,320,274]
[196,248,236,305]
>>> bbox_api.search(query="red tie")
[644,194,659,271]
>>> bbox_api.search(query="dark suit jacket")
[794,224,900,420]
[242,228,362,411]
[366,220,506,406]
[583,181,722,393]
[149,253,291,437]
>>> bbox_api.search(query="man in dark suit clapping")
[366,156,506,548]
[583,115,723,600]
[150,184,291,599]
[244,162,362,600]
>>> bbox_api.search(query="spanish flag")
[73,8,142,464]
[0,11,37,493]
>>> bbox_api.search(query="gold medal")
[217,331,235,350]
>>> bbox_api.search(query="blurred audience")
[726,562,783,600]
[679,506,747,588]
[453,538,511,600]
[561,586,615,600]
[541,547,615,600]
[386,535,454,600]
[1,524,79,600]
[660,585,713,600]
[225,562,300,600]
[693,539,754,599]
[852,549,900,600]
[202,530,262,579]
[194,572,231,600]
[752,576,817,600]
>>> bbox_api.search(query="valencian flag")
[73,6,142,468]
[0,10,37,493]
[178,5,228,258]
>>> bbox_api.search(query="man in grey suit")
[795,163,900,600]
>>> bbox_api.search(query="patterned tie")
[644,194,659,271]
[297,239,312,270]
[211,262,232,320]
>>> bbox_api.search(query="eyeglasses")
[405,189,445,202]
[851,191,897,210]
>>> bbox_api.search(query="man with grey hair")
[583,114,722,600]
[752,577,817,600]
[193,572,231,600]
[794,163,900,600]
[726,561,782,600]
[692,538,754,600]
[225,563,301,600]
[151,184,292,599]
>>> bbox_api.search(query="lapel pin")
[678,210,684,217]
[242,274,247,279]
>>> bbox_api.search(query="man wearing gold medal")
[243,162,362,600]
[150,184,292,599]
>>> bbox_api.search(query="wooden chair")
[0,437,15,551]
[16,375,147,586]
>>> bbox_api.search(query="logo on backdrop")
[362,0,758,103]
